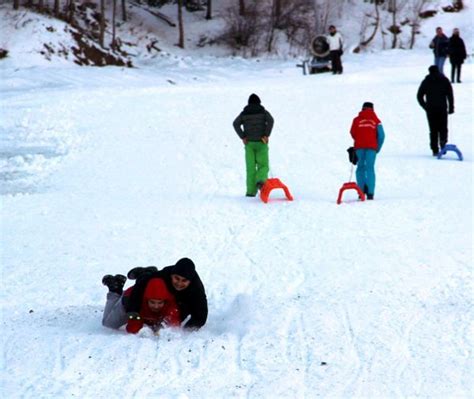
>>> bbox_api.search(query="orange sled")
[336,182,365,204]
[260,178,294,203]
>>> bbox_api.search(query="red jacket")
[124,278,181,334]
[350,109,381,150]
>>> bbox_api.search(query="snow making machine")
[297,35,331,75]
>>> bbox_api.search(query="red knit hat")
[144,278,173,301]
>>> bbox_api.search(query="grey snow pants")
[102,292,128,329]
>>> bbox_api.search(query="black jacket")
[430,34,449,57]
[449,35,467,64]
[417,72,454,112]
[124,266,208,330]
[233,104,274,141]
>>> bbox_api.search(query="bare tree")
[206,0,212,19]
[359,0,380,48]
[99,0,106,47]
[54,0,60,16]
[239,0,245,16]
[177,0,184,48]
[13,0,20,10]
[387,0,407,49]
[112,0,117,49]
[408,0,429,49]
[121,0,127,22]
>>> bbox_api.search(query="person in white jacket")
[327,25,344,74]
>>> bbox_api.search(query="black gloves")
[347,147,358,165]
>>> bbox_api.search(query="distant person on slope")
[233,94,274,197]
[102,274,180,334]
[448,28,467,83]
[126,258,208,330]
[327,25,344,74]
[429,27,449,75]
[350,102,385,200]
[417,65,454,156]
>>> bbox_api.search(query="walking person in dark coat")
[448,28,467,83]
[417,65,454,156]
[429,27,449,75]
[233,94,274,197]
[126,258,208,330]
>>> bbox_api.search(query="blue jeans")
[434,56,447,75]
[355,149,377,195]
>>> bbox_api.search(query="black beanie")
[173,258,197,281]
[248,93,261,105]
[362,102,374,110]
[428,65,439,75]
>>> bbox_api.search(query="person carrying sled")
[429,27,449,75]
[417,65,454,156]
[349,102,385,200]
[126,258,208,331]
[233,94,274,197]
[327,25,344,74]
[448,28,467,83]
[102,274,180,334]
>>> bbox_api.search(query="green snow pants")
[245,141,269,196]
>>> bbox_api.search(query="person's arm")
[233,114,245,139]
[417,82,426,109]
[183,280,208,330]
[376,124,385,153]
[447,82,454,114]
[264,111,274,137]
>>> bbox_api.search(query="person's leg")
[254,142,269,185]
[364,150,377,196]
[330,51,338,74]
[439,110,448,148]
[102,292,128,329]
[245,143,257,196]
[355,149,367,190]
[426,111,439,154]
[438,57,446,75]
[456,63,462,83]
[451,62,455,83]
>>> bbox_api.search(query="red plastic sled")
[336,182,365,204]
[260,178,294,203]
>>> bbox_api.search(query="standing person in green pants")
[233,94,274,197]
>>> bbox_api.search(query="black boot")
[127,266,158,280]
[367,194,374,200]
[102,274,127,295]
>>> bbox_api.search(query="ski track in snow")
[1,51,473,398]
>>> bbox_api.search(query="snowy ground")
[1,48,473,398]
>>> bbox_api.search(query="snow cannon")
[260,178,294,204]
[296,35,331,75]
[437,144,463,161]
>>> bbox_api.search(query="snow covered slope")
[1,43,473,397]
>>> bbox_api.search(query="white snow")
[1,3,473,399]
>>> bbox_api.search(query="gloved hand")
[449,108,454,114]
[261,136,269,144]
[242,138,248,145]
[126,312,143,334]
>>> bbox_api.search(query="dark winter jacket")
[233,104,274,142]
[417,69,454,112]
[125,265,208,330]
[430,34,449,57]
[448,35,467,64]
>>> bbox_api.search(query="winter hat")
[173,258,197,281]
[362,102,374,110]
[428,65,439,75]
[144,278,173,301]
[248,93,261,105]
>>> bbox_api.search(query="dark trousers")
[450,63,462,82]
[426,110,448,153]
[330,50,343,74]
